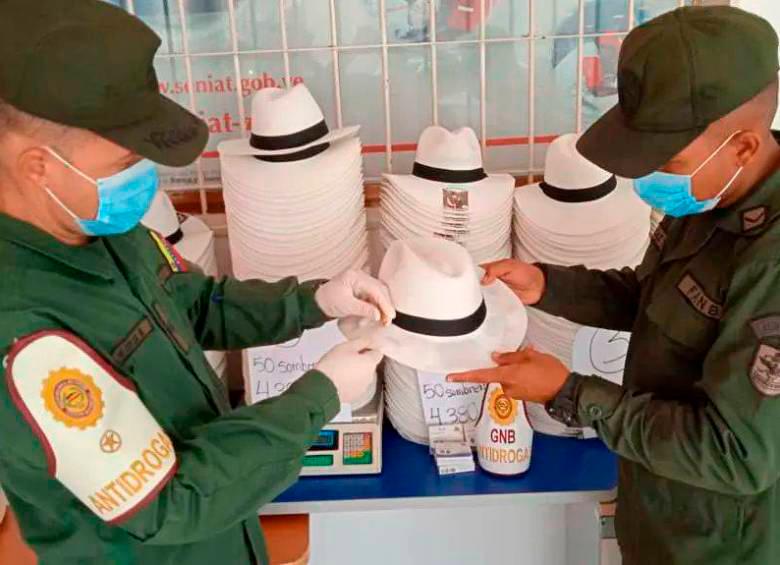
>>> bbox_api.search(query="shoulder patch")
[677,273,723,320]
[751,315,780,340]
[149,231,188,274]
[742,206,768,233]
[750,343,780,396]
[5,331,177,524]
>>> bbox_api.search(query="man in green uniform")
[450,7,780,564]
[0,1,394,564]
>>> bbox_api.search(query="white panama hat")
[514,133,649,236]
[380,126,514,265]
[341,238,527,373]
[141,189,182,243]
[218,84,359,158]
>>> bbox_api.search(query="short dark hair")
[0,97,84,153]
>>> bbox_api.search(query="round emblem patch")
[487,386,516,426]
[41,368,104,430]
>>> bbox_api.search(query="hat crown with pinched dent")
[379,238,484,323]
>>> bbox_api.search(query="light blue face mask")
[633,131,744,218]
[44,148,159,236]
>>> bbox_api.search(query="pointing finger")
[447,368,502,384]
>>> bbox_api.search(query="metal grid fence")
[119,0,690,213]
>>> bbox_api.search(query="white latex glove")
[315,269,396,323]
[315,338,384,404]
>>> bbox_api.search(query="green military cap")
[578,6,780,178]
[0,0,208,167]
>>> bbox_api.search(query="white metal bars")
[138,0,689,197]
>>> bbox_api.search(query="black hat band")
[393,300,487,337]
[165,228,184,246]
[412,162,488,184]
[250,119,329,151]
[254,143,330,163]
[539,175,617,203]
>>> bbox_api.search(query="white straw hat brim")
[513,178,650,236]
[340,277,527,373]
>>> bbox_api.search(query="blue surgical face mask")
[633,131,744,218]
[43,148,159,236]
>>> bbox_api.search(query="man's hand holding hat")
[315,269,396,323]
[480,259,546,305]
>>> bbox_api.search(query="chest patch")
[650,223,667,250]
[5,331,177,524]
[677,273,723,320]
[750,343,780,396]
[149,231,187,274]
[112,318,154,365]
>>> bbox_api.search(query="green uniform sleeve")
[167,271,330,351]
[535,264,641,332]
[0,361,340,545]
[120,370,340,544]
[570,259,780,496]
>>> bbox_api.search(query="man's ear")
[16,146,49,187]
[733,130,761,167]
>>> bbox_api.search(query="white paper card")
[418,371,485,427]
[245,321,352,422]
[572,327,632,385]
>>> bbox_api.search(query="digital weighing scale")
[301,388,384,476]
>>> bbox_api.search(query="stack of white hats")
[380,126,514,265]
[141,191,227,379]
[384,358,429,444]
[513,134,650,270]
[512,134,651,437]
[218,84,369,282]
[341,238,528,444]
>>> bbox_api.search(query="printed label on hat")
[244,321,352,422]
[417,371,484,429]
[475,384,533,475]
[6,332,177,524]
[443,187,470,211]
[572,326,631,384]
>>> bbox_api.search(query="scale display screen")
[310,429,339,452]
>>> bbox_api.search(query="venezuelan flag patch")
[149,231,188,273]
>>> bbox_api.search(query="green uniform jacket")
[538,167,780,564]
[0,214,341,565]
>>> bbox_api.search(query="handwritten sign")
[417,371,485,428]
[244,321,352,421]
[572,326,632,385]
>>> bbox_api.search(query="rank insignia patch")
[742,206,768,233]
[750,343,780,396]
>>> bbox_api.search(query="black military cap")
[0,0,208,166]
